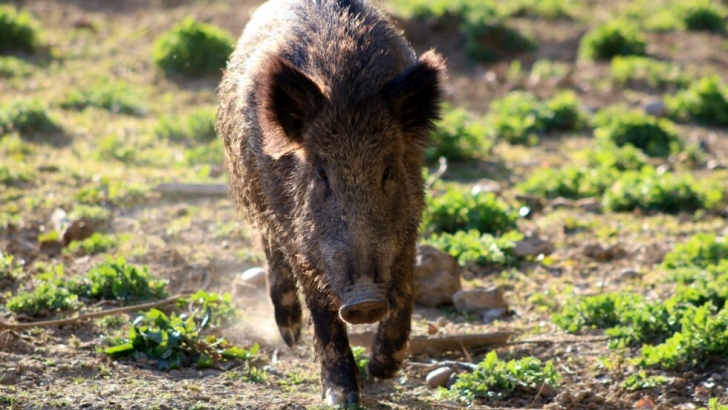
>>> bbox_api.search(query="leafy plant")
[0,5,41,53]
[6,283,79,316]
[0,99,61,135]
[182,140,224,166]
[98,308,263,371]
[699,398,728,410]
[486,90,585,145]
[95,135,138,163]
[178,290,240,328]
[504,0,576,20]
[662,233,728,270]
[441,351,561,402]
[426,105,490,162]
[579,21,647,61]
[602,167,720,214]
[553,292,644,334]
[584,144,648,172]
[621,371,670,391]
[423,229,523,266]
[517,166,617,200]
[351,346,369,380]
[0,251,22,280]
[153,17,234,77]
[63,233,120,256]
[423,189,518,235]
[0,56,32,77]
[611,56,689,89]
[0,164,31,186]
[68,258,169,302]
[677,2,726,32]
[594,109,680,157]
[666,75,728,126]
[155,107,217,145]
[60,81,146,116]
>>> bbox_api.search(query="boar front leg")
[305,290,361,406]
[262,236,303,348]
[366,261,414,379]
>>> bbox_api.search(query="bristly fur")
[216,0,447,405]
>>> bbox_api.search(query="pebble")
[619,268,642,279]
[453,287,508,312]
[575,197,601,213]
[426,367,456,388]
[513,237,555,258]
[413,245,462,307]
[644,98,666,117]
[436,316,449,327]
[241,267,267,287]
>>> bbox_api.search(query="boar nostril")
[339,300,388,325]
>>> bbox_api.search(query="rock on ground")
[414,245,462,307]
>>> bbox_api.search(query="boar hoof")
[278,325,301,348]
[366,358,400,380]
[324,387,359,407]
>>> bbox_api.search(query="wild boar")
[216,0,446,405]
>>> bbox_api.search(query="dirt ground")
[2,0,728,409]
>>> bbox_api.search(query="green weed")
[0,164,31,186]
[594,109,680,157]
[610,56,689,89]
[0,99,61,136]
[182,140,224,166]
[6,283,79,316]
[178,290,240,328]
[68,257,169,302]
[699,398,728,410]
[0,5,41,53]
[517,166,617,200]
[621,371,670,391]
[678,2,726,33]
[95,135,139,163]
[662,233,728,270]
[504,0,576,20]
[422,189,519,235]
[439,351,561,402]
[98,308,262,371]
[0,251,22,280]
[351,346,369,380]
[426,105,490,162]
[423,229,523,266]
[666,75,728,126]
[68,204,112,226]
[153,17,234,77]
[60,81,146,116]
[579,21,647,61]
[0,56,32,77]
[63,233,121,256]
[154,107,217,145]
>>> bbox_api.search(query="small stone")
[513,237,555,257]
[536,383,560,397]
[453,287,508,312]
[583,243,626,261]
[644,98,666,117]
[710,372,723,381]
[481,307,508,323]
[575,197,601,213]
[574,389,591,401]
[707,160,727,170]
[413,245,461,307]
[436,316,449,327]
[426,367,455,388]
[427,323,439,335]
[619,268,642,279]
[471,179,501,196]
[241,267,266,287]
[550,197,574,209]
[446,372,459,389]
[516,194,544,213]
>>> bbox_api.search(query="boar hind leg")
[306,293,361,406]
[367,274,413,379]
[262,237,302,348]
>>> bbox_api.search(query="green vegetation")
[0,56,32,77]
[0,164,31,186]
[178,290,240,328]
[0,252,22,280]
[68,258,168,302]
[700,398,728,410]
[154,107,217,145]
[438,351,561,402]
[610,56,689,89]
[504,0,576,20]
[579,21,647,61]
[0,99,61,135]
[666,75,728,126]
[351,346,370,380]
[423,230,523,266]
[63,233,121,256]
[662,233,728,270]
[678,2,726,33]
[0,5,41,53]
[426,106,489,162]
[486,90,585,145]
[6,283,79,316]
[389,0,535,62]
[60,81,146,116]
[594,109,679,157]
[153,17,234,77]
[422,189,518,235]
[621,372,669,391]
[98,308,261,371]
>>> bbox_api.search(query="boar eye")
[382,166,393,186]
[317,167,328,183]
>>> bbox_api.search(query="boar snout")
[339,282,388,325]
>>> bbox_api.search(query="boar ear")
[259,55,325,157]
[382,50,447,146]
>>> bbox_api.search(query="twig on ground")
[0,293,193,330]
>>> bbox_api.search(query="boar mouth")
[338,282,388,325]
